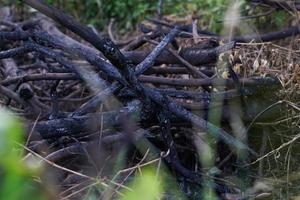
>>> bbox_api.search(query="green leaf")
[120,169,163,200]
[0,109,46,200]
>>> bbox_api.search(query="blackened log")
[145,66,215,76]
[135,26,179,76]
[145,18,300,43]
[234,26,300,43]
[156,88,256,101]
[33,101,141,139]
[0,45,33,59]
[179,42,235,66]
[139,76,279,88]
[146,39,209,78]
[0,30,30,41]
[1,73,78,86]
[124,42,234,66]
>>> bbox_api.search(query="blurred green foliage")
[120,168,162,200]
[43,0,232,33]
[43,0,292,34]
[0,0,292,34]
[0,109,46,200]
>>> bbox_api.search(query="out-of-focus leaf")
[0,109,46,200]
[120,168,163,200]
[0,109,23,166]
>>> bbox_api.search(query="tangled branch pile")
[1,0,300,199]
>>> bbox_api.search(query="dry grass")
[234,38,300,98]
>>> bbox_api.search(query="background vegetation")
[43,0,290,33]
[0,0,291,34]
